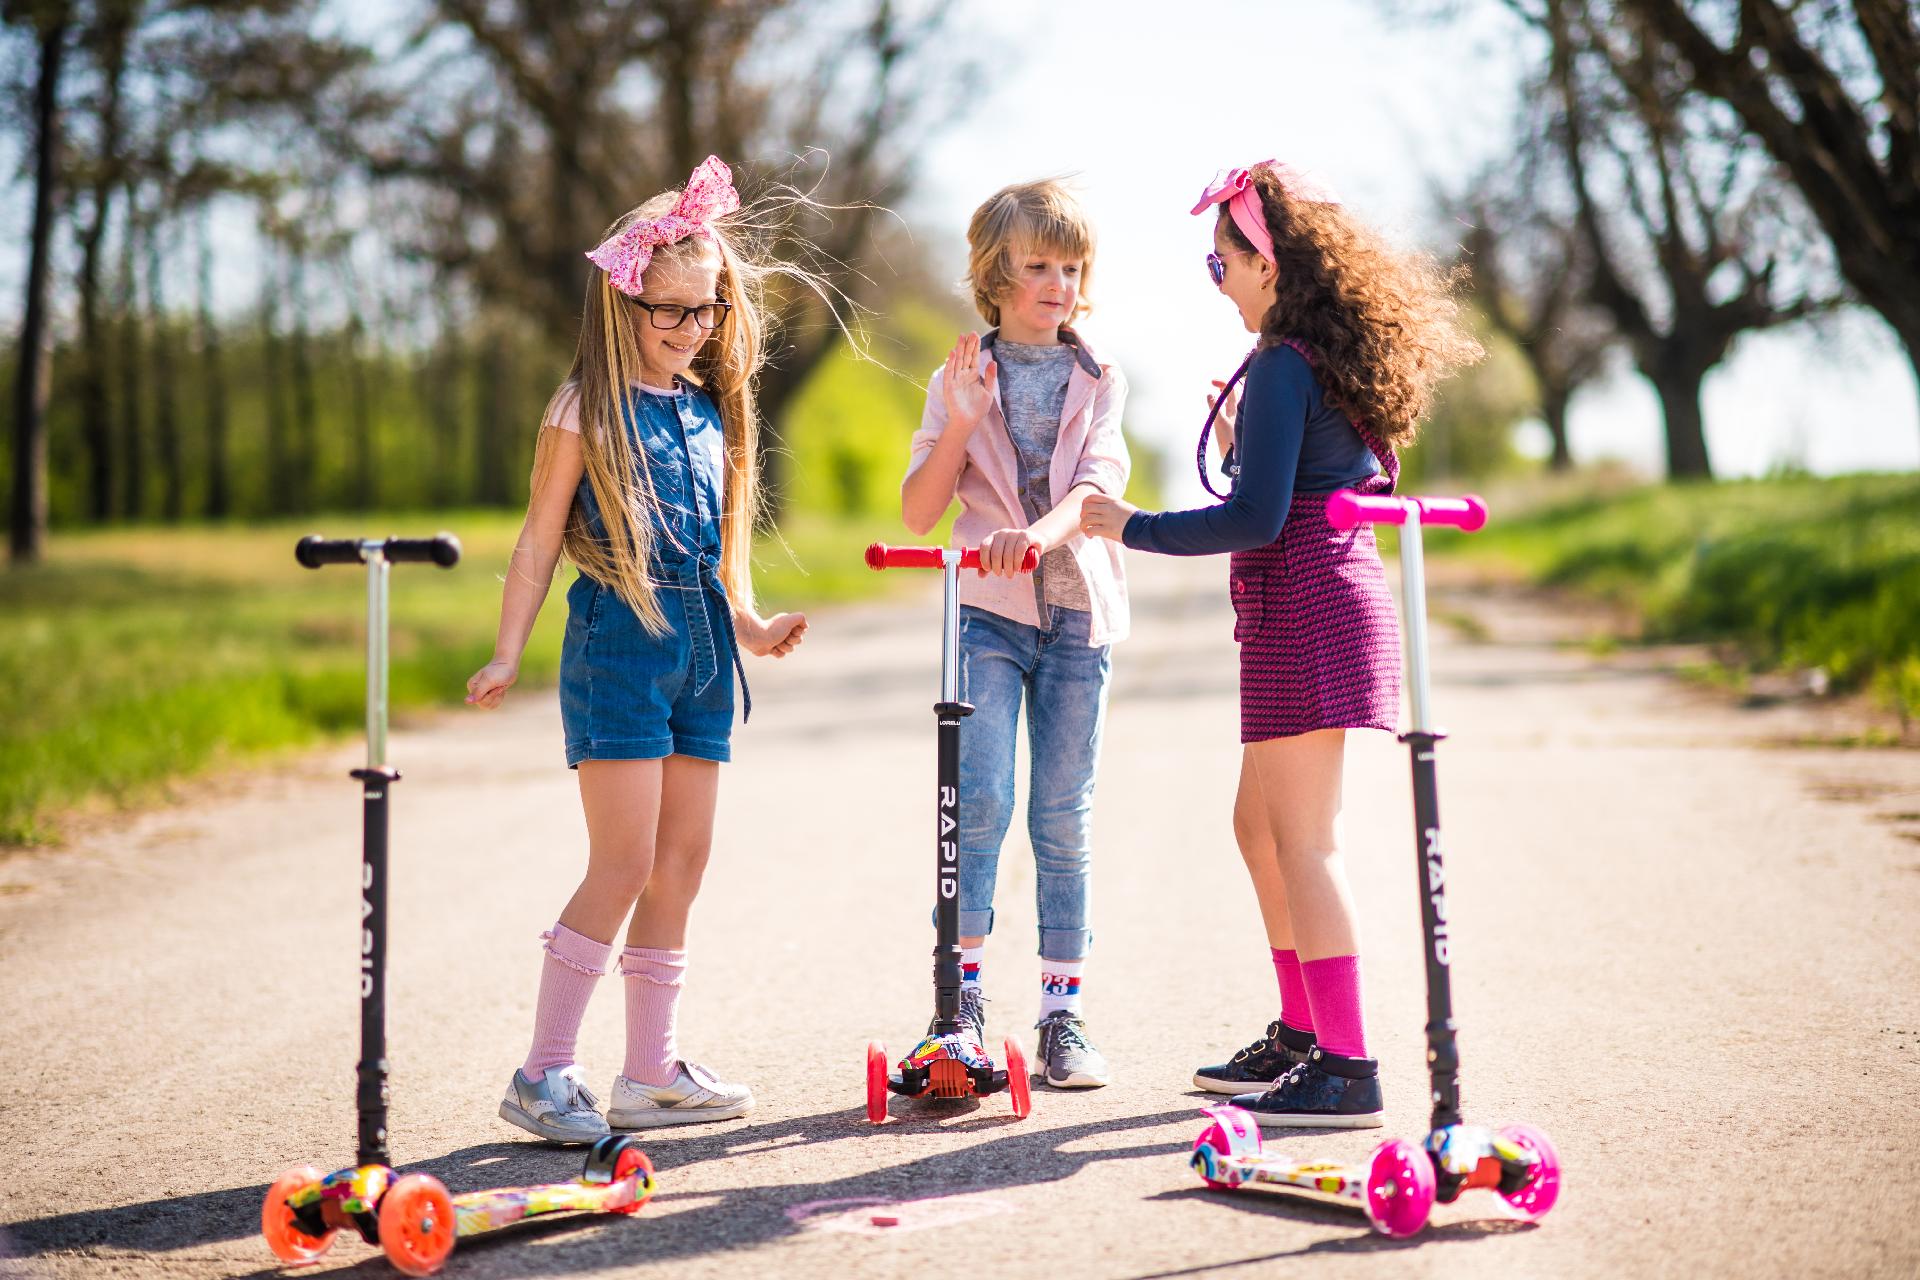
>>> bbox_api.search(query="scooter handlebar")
[297,533,463,569]
[1325,491,1488,533]
[865,542,1041,572]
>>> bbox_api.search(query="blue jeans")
[954,604,1111,961]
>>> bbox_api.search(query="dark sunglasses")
[627,297,732,331]
[1206,252,1227,286]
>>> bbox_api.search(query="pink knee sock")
[1301,954,1367,1058]
[620,945,688,1088]
[522,923,614,1077]
[1271,947,1313,1033]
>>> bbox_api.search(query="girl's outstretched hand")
[740,610,808,658]
[940,332,997,430]
[1079,492,1138,542]
[466,659,519,709]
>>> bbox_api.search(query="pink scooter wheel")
[865,1040,890,1124]
[1495,1123,1561,1221]
[1364,1138,1436,1238]
[1192,1106,1262,1189]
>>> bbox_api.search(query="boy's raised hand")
[941,332,997,430]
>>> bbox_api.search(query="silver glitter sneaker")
[498,1065,612,1144]
[1035,1010,1109,1088]
[606,1062,754,1129]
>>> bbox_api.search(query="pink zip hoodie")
[905,328,1131,645]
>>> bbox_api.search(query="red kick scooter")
[1190,493,1561,1236]
[261,535,656,1275]
[861,542,1040,1124]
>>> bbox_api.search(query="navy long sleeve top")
[1122,344,1381,556]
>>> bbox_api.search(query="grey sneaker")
[499,1065,612,1144]
[926,985,988,1046]
[1035,1010,1109,1088]
[607,1062,754,1129]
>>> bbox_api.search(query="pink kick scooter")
[1190,492,1561,1236]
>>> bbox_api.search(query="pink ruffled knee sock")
[522,923,614,1077]
[620,945,688,1088]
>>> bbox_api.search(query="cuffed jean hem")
[1038,927,1093,961]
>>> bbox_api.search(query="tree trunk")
[146,221,182,521]
[474,323,513,506]
[260,272,292,516]
[1649,362,1712,480]
[198,212,230,519]
[287,249,317,514]
[116,200,146,520]
[1541,387,1573,472]
[345,313,375,511]
[750,324,838,522]
[10,19,66,562]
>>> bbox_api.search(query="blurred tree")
[1612,0,1920,420]
[348,0,976,515]
[1540,0,1839,478]
[6,1,70,562]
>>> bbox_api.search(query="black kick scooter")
[861,542,1038,1123]
[1191,493,1561,1235]
[261,534,656,1276]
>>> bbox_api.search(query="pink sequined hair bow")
[585,155,741,297]
[1192,161,1341,264]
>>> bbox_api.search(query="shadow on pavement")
[9,1104,1194,1274]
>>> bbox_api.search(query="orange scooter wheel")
[261,1165,335,1264]
[378,1174,456,1276]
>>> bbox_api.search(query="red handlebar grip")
[1325,491,1488,533]
[865,543,1042,572]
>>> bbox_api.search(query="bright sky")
[906,0,1920,499]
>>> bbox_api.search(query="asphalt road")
[3,551,1917,1279]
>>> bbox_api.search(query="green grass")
[0,508,926,847]
[1447,473,1920,722]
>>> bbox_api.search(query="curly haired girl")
[1081,160,1480,1126]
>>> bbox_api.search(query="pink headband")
[586,155,741,298]
[1192,161,1342,264]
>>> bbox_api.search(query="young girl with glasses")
[1081,161,1480,1127]
[465,157,810,1139]
[901,179,1131,1089]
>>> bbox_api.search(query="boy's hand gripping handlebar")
[865,543,1042,572]
[1325,491,1488,532]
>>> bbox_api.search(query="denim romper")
[558,384,748,766]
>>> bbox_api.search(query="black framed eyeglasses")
[628,298,732,330]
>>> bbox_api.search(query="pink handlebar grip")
[1325,491,1488,533]
[865,542,1042,572]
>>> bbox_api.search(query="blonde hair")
[965,179,1096,327]
[533,189,769,633]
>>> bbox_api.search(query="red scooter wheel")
[1003,1037,1032,1119]
[611,1145,656,1214]
[866,1040,890,1124]
[261,1165,335,1264]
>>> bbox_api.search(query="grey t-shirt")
[995,338,1091,611]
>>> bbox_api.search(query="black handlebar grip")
[296,533,463,569]
[383,534,462,567]
[295,535,365,568]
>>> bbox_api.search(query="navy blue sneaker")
[1193,1020,1315,1095]
[1231,1046,1384,1129]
